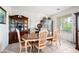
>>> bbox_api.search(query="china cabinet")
[9,15,29,44]
[40,16,53,36]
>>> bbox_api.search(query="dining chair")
[52,30,60,45]
[52,29,61,47]
[16,29,32,53]
[34,30,48,53]
[47,29,61,46]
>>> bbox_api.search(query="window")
[63,16,72,32]
[57,15,73,32]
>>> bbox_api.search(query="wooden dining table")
[22,33,53,52]
[22,33,39,52]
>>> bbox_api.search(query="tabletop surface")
[22,33,53,41]
[22,33,39,39]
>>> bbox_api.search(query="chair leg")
[20,47,22,53]
[50,40,52,45]
[32,45,34,52]
[51,40,52,45]
[30,47,32,53]
[51,41,54,49]
[59,40,61,46]
[25,41,27,53]
[25,47,27,53]
[29,47,31,53]
[38,49,40,53]
[56,42,58,48]
[43,49,46,53]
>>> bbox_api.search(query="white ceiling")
[10,6,71,16]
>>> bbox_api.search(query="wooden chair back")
[16,29,21,43]
[38,31,48,49]
[53,29,60,41]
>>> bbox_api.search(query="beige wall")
[0,6,12,52]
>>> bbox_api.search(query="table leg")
[25,41,27,53]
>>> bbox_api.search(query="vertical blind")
[57,14,72,32]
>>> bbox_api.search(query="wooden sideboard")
[9,30,29,44]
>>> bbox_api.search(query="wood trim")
[75,12,79,50]
[0,6,6,12]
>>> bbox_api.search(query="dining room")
[0,6,79,53]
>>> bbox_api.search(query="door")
[75,12,79,50]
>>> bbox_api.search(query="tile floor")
[1,39,79,53]
[1,31,79,53]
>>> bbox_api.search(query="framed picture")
[0,7,6,24]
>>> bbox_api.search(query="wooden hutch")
[9,15,29,44]
[40,16,53,36]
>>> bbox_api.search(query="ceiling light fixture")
[57,8,60,10]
